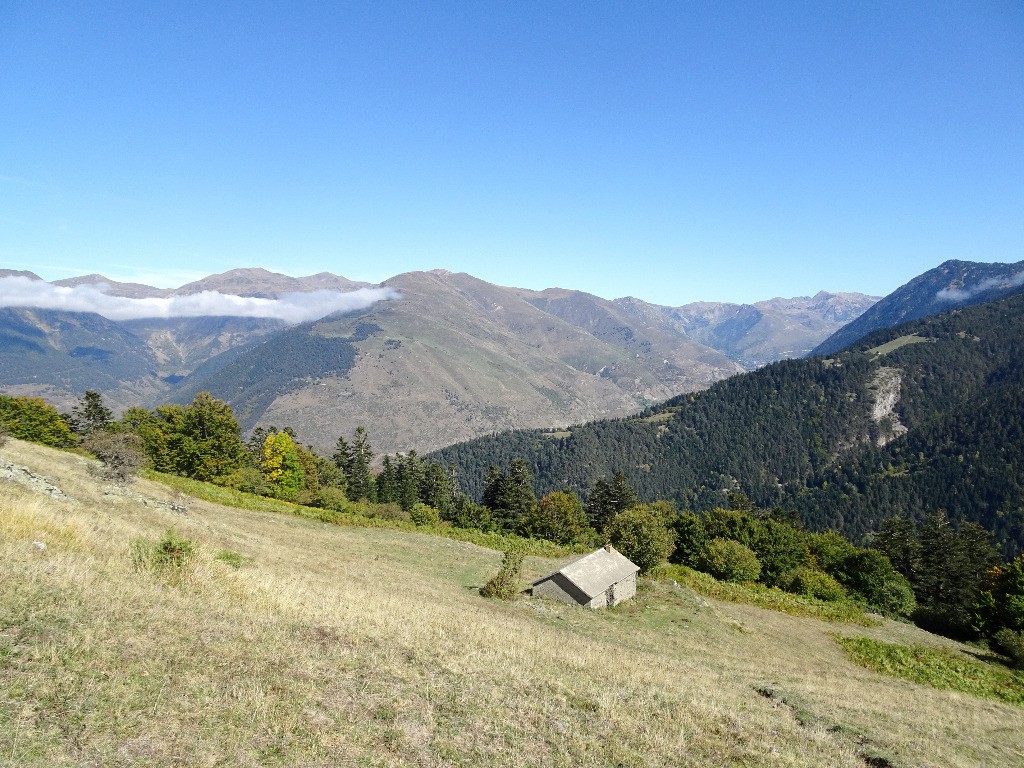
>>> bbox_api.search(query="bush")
[308,486,352,513]
[219,466,269,496]
[993,628,1024,669]
[696,538,762,583]
[604,505,676,574]
[871,573,917,618]
[366,502,410,523]
[777,567,847,602]
[131,529,195,580]
[481,543,526,600]
[82,431,145,484]
[0,425,8,449]
[409,502,441,526]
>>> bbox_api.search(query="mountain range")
[432,276,1024,556]
[0,267,875,454]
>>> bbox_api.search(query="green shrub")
[308,486,352,513]
[409,502,442,527]
[481,543,526,600]
[219,466,269,496]
[364,502,410,523]
[696,538,761,583]
[993,628,1024,669]
[652,564,874,624]
[131,529,195,579]
[604,505,676,574]
[215,550,248,569]
[871,573,918,618]
[778,567,847,602]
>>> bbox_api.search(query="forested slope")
[432,293,1024,556]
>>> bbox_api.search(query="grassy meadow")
[2,438,1022,767]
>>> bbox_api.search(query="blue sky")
[1,1,1021,305]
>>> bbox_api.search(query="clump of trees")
[666,499,916,617]
[0,394,76,448]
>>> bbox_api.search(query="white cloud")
[936,270,1024,302]
[0,276,399,323]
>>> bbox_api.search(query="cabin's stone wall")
[607,573,637,606]
[533,572,638,609]
[532,573,590,606]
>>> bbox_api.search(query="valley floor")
[1,439,1021,767]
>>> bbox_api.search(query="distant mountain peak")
[0,269,44,281]
[812,259,1024,356]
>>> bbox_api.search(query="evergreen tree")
[482,459,537,532]
[874,517,922,584]
[912,511,1000,635]
[68,390,113,435]
[396,451,423,512]
[419,461,455,518]
[336,427,375,502]
[332,435,352,474]
[586,471,639,530]
[376,456,399,504]
[247,426,271,462]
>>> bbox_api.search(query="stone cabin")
[531,545,640,608]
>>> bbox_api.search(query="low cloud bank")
[936,270,1024,302]
[0,276,399,323]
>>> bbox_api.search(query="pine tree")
[69,390,113,435]
[376,456,399,504]
[482,460,537,532]
[346,426,376,502]
[419,461,454,518]
[586,471,639,530]
[397,450,423,512]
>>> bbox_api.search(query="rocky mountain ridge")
[2,266,875,452]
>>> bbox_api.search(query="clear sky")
[1,1,1021,306]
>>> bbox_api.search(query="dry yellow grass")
[2,438,1022,767]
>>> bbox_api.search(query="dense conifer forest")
[430,292,1024,557]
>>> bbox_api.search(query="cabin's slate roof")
[533,546,640,598]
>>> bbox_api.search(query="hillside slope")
[433,292,1024,555]
[813,259,1024,355]
[0,307,162,410]
[2,438,1020,767]
[176,271,744,454]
